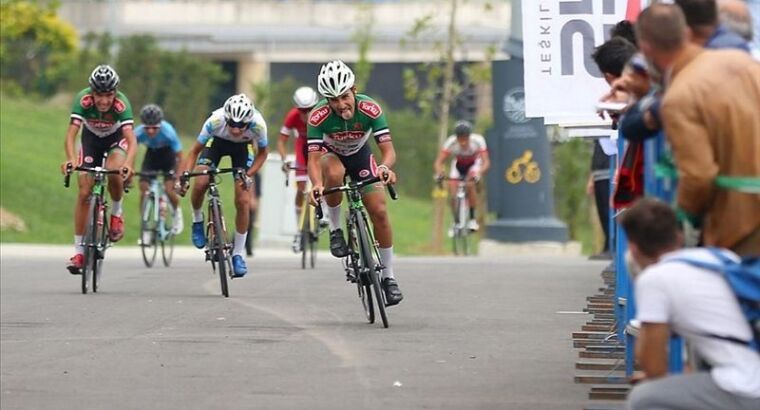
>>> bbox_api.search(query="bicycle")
[179,167,247,298]
[64,156,126,294]
[285,165,323,269]
[438,176,477,256]
[136,170,176,268]
[315,175,398,328]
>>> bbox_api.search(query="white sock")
[233,231,247,256]
[192,208,203,223]
[379,246,394,279]
[174,205,183,219]
[111,200,123,216]
[295,206,302,226]
[74,235,84,254]
[328,204,341,231]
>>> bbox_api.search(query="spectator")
[636,3,760,255]
[621,198,760,410]
[589,36,637,259]
[675,0,750,50]
[718,0,760,58]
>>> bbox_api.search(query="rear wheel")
[212,202,230,298]
[309,210,318,269]
[348,222,373,323]
[161,199,175,267]
[300,211,309,269]
[356,213,387,328]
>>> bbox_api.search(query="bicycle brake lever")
[387,183,398,201]
[64,164,73,188]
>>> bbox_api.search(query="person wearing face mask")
[635,3,760,255]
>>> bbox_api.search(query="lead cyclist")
[307,60,403,306]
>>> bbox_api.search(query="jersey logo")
[308,106,331,127]
[80,94,94,109]
[358,101,382,119]
[113,98,127,113]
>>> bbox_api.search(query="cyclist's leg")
[465,162,481,225]
[230,141,252,276]
[69,135,98,271]
[449,162,462,220]
[189,140,216,248]
[153,147,183,232]
[105,137,128,241]
[322,152,346,230]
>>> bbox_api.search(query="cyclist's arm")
[63,122,81,167]
[180,141,204,173]
[433,150,449,176]
[376,140,396,170]
[479,150,491,175]
[277,134,289,162]
[248,145,268,177]
[307,149,323,188]
[121,125,138,169]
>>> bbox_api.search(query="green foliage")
[250,76,300,136]
[551,139,594,253]
[0,0,78,95]
[383,109,439,198]
[351,3,374,92]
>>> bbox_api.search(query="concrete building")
[59,0,510,110]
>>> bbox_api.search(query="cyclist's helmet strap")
[223,94,255,123]
[89,64,120,93]
[317,60,355,98]
[454,120,473,136]
[140,104,164,125]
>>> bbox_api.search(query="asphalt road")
[1,245,606,410]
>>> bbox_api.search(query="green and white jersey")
[306,94,391,156]
[70,87,134,137]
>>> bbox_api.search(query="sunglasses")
[145,125,160,131]
[227,119,248,129]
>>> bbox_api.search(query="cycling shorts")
[324,143,382,193]
[197,137,253,170]
[450,158,482,179]
[140,146,176,181]
[79,127,127,167]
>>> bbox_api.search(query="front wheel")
[140,195,158,267]
[82,197,99,294]
[211,202,230,298]
[92,206,108,293]
[356,213,388,328]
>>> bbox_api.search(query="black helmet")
[454,120,472,136]
[88,64,120,93]
[140,104,164,125]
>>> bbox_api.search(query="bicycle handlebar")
[177,167,249,196]
[283,164,307,187]
[63,164,125,188]
[314,175,398,220]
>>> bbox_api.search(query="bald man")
[718,0,760,58]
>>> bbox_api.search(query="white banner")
[522,0,641,123]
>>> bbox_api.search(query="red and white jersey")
[279,107,308,143]
[441,133,487,166]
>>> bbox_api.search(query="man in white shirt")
[620,198,760,410]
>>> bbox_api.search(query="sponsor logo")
[84,156,94,163]
[352,122,363,130]
[87,119,117,129]
[377,134,392,143]
[308,144,322,152]
[113,98,127,113]
[358,101,382,119]
[80,94,94,109]
[118,139,129,151]
[308,106,331,126]
[329,131,366,142]
[359,169,370,178]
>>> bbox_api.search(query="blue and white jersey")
[135,120,183,152]
[197,108,268,149]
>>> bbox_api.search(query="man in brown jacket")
[636,3,760,255]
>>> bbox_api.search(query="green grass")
[0,95,460,255]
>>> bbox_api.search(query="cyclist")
[433,120,490,232]
[135,104,184,243]
[307,60,403,306]
[61,64,137,275]
[277,86,324,251]
[177,94,268,277]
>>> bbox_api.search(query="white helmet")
[293,86,319,109]
[223,94,254,123]
[317,60,355,98]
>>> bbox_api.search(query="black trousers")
[594,179,611,252]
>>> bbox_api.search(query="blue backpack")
[670,247,760,352]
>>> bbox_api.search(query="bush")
[551,139,594,252]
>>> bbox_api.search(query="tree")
[0,0,78,95]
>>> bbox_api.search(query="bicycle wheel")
[309,209,318,269]
[245,208,256,257]
[140,194,158,267]
[211,202,230,298]
[161,199,175,267]
[81,197,98,294]
[92,203,108,293]
[301,209,310,269]
[348,219,373,323]
[356,213,388,328]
